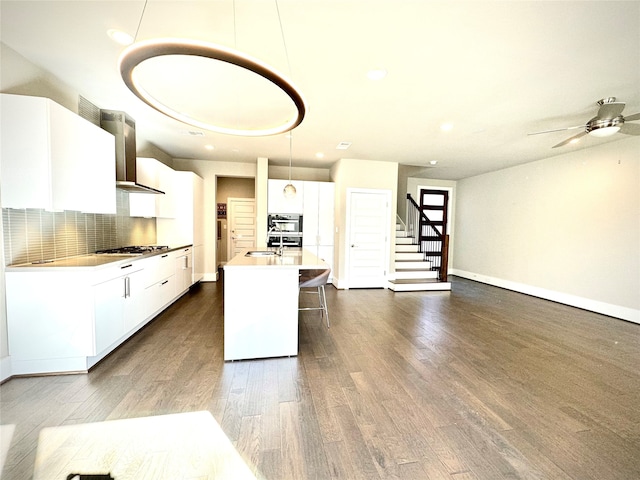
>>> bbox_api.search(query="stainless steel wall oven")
[267,214,303,247]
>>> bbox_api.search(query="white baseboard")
[202,271,219,282]
[450,269,639,324]
[0,356,11,383]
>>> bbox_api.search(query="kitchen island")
[223,248,329,361]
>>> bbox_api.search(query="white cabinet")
[174,247,193,296]
[140,252,175,318]
[0,93,116,213]
[129,158,176,218]
[302,181,335,281]
[93,262,145,354]
[267,179,305,214]
[157,172,204,283]
[5,271,95,366]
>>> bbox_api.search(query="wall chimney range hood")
[100,110,164,194]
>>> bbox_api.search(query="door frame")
[344,188,392,289]
[226,197,257,261]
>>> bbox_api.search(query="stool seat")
[299,268,331,328]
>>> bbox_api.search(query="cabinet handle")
[161,280,169,286]
[161,254,169,258]
[121,263,133,269]
[123,276,130,298]
[184,256,189,269]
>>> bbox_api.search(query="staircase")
[388,224,452,292]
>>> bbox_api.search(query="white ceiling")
[1,1,639,180]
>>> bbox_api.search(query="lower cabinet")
[93,264,145,354]
[5,246,194,376]
[174,247,193,295]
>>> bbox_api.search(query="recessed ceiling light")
[107,29,134,46]
[569,138,580,145]
[366,69,387,81]
[430,160,438,165]
[205,144,214,150]
[316,152,325,159]
[336,141,351,150]
[440,122,454,132]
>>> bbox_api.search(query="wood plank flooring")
[1,276,639,479]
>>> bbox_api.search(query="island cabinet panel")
[223,267,299,361]
[0,93,116,214]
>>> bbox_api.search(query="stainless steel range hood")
[100,110,164,194]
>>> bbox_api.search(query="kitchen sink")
[245,250,279,257]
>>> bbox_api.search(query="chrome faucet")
[267,224,284,255]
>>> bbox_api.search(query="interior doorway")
[346,188,391,288]
[216,176,255,267]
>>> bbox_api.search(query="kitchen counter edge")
[5,245,194,271]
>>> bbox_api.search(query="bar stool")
[298,268,331,328]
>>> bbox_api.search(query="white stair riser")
[395,261,432,270]
[395,252,423,261]
[394,270,438,280]
[388,281,452,292]
[395,237,414,244]
[395,245,419,253]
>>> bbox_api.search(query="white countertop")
[224,248,330,270]
[6,245,192,272]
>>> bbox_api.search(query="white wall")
[173,158,257,280]
[330,158,398,287]
[452,136,640,323]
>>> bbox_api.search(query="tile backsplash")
[2,190,156,266]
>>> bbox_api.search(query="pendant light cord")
[275,0,292,77]
[288,134,293,181]
[134,0,149,42]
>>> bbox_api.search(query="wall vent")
[78,95,101,126]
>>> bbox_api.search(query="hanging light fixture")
[283,134,297,198]
[118,0,306,137]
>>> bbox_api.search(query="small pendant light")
[283,134,297,198]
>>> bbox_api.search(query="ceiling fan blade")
[527,125,584,136]
[619,123,640,136]
[552,131,587,148]
[623,112,640,122]
[597,101,625,119]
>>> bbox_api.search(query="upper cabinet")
[129,158,176,218]
[157,171,205,283]
[267,179,305,214]
[0,94,116,213]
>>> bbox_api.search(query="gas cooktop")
[95,245,169,255]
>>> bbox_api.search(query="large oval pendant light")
[119,0,306,137]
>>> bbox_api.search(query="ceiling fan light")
[588,126,620,138]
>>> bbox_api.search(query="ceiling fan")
[529,97,640,148]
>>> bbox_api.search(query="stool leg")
[320,285,329,328]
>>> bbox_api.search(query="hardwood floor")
[1,276,639,479]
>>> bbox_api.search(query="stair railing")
[406,193,449,282]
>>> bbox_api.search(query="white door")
[227,198,256,260]
[347,189,391,288]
